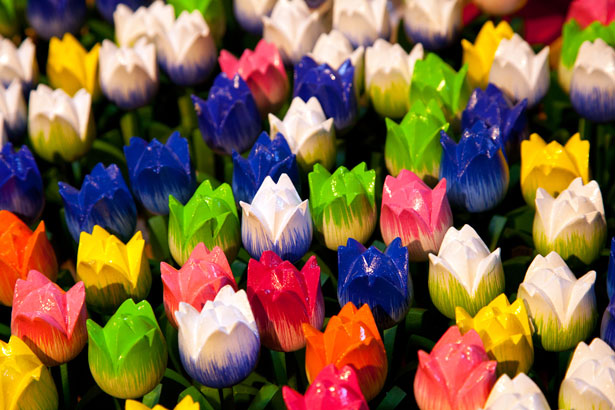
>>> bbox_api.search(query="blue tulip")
[608,238,615,301]
[27,0,86,40]
[337,237,412,329]
[293,56,357,132]
[232,132,300,205]
[0,143,44,223]
[192,73,261,156]
[462,84,528,154]
[124,132,196,215]
[96,0,152,22]
[601,301,615,350]
[59,163,137,242]
[440,121,510,213]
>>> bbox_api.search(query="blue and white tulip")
[0,81,26,143]
[608,237,615,301]
[233,0,276,34]
[402,0,462,50]
[440,121,510,213]
[192,73,261,156]
[175,285,260,388]
[0,37,37,89]
[338,237,412,329]
[240,174,312,262]
[27,0,86,40]
[114,1,173,47]
[294,56,357,132]
[0,143,44,223]
[97,0,153,22]
[59,163,137,242]
[332,0,390,48]
[99,39,158,110]
[489,34,550,108]
[124,132,195,215]
[601,300,615,350]
[232,132,300,205]
[570,39,615,122]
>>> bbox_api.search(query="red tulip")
[161,243,237,328]
[414,326,497,410]
[283,364,368,410]
[247,251,324,352]
[219,40,289,116]
[505,0,572,45]
[11,270,87,366]
[566,0,615,27]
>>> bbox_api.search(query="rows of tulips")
[1,0,615,409]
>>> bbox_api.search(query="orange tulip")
[303,302,388,401]
[0,211,58,306]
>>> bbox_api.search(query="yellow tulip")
[462,21,514,89]
[47,33,101,99]
[456,294,534,377]
[125,396,199,410]
[520,133,589,207]
[0,336,58,410]
[76,225,152,314]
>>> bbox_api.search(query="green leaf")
[375,386,407,410]
[270,350,287,385]
[148,215,170,261]
[246,385,280,410]
[384,325,398,373]
[142,384,162,407]
[164,368,192,389]
[405,308,427,333]
[488,215,507,251]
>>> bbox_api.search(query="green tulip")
[168,179,240,265]
[409,53,470,124]
[87,299,167,399]
[0,0,17,37]
[308,162,376,250]
[385,99,449,183]
[167,0,226,43]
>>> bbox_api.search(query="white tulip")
[310,30,365,95]
[332,0,390,47]
[240,174,312,262]
[402,0,462,50]
[489,33,550,107]
[28,85,94,162]
[518,252,597,352]
[483,373,550,410]
[175,285,260,388]
[559,338,615,410]
[533,178,606,265]
[99,39,158,110]
[0,80,26,140]
[365,39,423,118]
[0,36,37,88]
[269,96,335,171]
[263,0,327,65]
[570,39,615,122]
[234,0,277,34]
[155,10,217,86]
[428,224,504,319]
[113,1,174,47]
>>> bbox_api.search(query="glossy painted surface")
[462,21,514,88]
[483,373,550,410]
[0,143,43,223]
[47,33,100,98]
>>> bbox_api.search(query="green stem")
[60,362,71,410]
[120,111,140,145]
[113,398,122,410]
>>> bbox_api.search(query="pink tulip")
[161,243,237,328]
[219,40,289,116]
[283,364,369,410]
[566,0,615,27]
[414,326,497,410]
[11,270,87,366]
[247,251,324,352]
[380,170,453,261]
[505,0,571,45]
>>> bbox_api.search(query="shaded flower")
[332,0,390,47]
[440,121,510,212]
[308,163,376,250]
[518,252,597,352]
[192,73,261,155]
[11,271,87,366]
[241,174,312,262]
[403,0,463,50]
[114,1,174,47]
[483,373,549,410]
[566,0,615,28]
[167,0,226,42]
[428,225,504,319]
[27,0,86,40]
[168,180,241,265]
[303,302,388,401]
[96,0,154,22]
[380,170,453,261]
[232,132,300,205]
[87,299,167,399]
[0,36,37,89]
[414,326,497,410]
[0,80,27,143]
[233,0,276,34]
[0,211,58,307]
[161,243,237,328]
[126,395,199,410]
[59,163,137,243]
[124,133,195,215]
[175,286,260,388]
[473,0,528,16]
[0,143,44,223]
